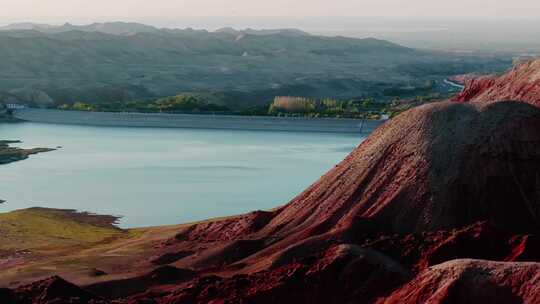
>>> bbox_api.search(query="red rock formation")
[5,101,540,303]
[453,58,540,105]
[5,276,107,304]
[381,259,540,304]
[141,101,540,303]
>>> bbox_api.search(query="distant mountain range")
[0,22,310,37]
[0,22,511,108]
[0,22,156,35]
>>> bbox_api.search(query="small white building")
[6,104,26,110]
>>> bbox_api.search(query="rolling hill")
[0,22,511,109]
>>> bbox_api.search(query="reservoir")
[0,122,366,228]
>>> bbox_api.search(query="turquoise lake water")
[0,122,365,228]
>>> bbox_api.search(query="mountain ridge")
[0,21,510,108]
[0,21,312,37]
[0,22,417,108]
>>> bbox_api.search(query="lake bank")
[12,108,384,134]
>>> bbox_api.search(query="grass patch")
[0,208,125,252]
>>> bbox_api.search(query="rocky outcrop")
[381,259,540,304]
[5,276,107,304]
[453,58,540,105]
[0,140,55,165]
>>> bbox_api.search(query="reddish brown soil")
[3,101,540,303]
[453,59,540,105]
[381,259,540,304]
[3,276,107,304]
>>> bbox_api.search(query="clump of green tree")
[149,95,229,112]
[57,94,406,120]
[58,95,229,113]
[59,102,97,111]
[268,97,316,114]
[267,96,384,119]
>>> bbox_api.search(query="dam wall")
[13,108,385,134]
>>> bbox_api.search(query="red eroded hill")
[453,58,540,105]
[381,259,540,304]
[128,101,540,303]
[3,101,540,303]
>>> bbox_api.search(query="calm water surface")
[0,123,364,228]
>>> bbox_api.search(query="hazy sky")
[2,0,540,24]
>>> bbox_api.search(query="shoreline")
[12,108,385,134]
[0,140,55,165]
